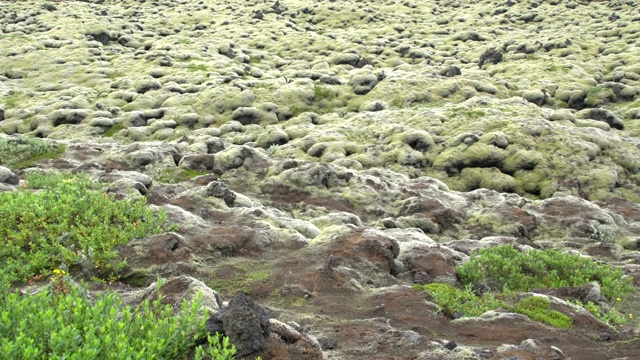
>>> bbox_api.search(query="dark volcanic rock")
[206,293,271,358]
[478,48,503,68]
[49,109,89,126]
[441,66,462,77]
[205,180,236,206]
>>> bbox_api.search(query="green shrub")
[414,283,503,318]
[0,171,169,282]
[414,283,572,328]
[0,275,235,359]
[572,299,630,326]
[0,136,65,169]
[456,245,634,301]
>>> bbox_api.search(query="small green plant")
[571,298,631,326]
[415,283,572,328]
[414,283,503,318]
[590,224,618,244]
[0,274,236,359]
[456,245,634,301]
[267,144,280,156]
[0,136,66,169]
[0,171,169,282]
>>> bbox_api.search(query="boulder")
[478,48,503,68]
[0,166,18,185]
[206,293,271,358]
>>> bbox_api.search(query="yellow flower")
[616,297,622,301]
[629,314,633,319]
[52,269,66,276]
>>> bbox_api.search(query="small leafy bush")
[415,283,503,318]
[0,136,65,169]
[0,275,236,359]
[0,171,169,282]
[415,283,573,328]
[572,299,630,326]
[456,245,634,301]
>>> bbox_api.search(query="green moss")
[546,64,570,73]
[187,64,208,72]
[103,123,125,137]
[530,222,568,241]
[154,168,210,184]
[3,94,19,109]
[584,85,615,107]
[0,136,66,169]
[451,108,486,119]
[512,296,572,329]
[466,210,519,235]
[313,84,335,102]
[120,268,154,287]
[208,264,270,296]
[389,97,407,108]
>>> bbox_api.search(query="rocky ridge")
[2,0,640,359]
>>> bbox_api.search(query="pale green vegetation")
[155,168,210,184]
[0,137,65,169]
[208,264,270,296]
[102,123,125,137]
[187,63,208,72]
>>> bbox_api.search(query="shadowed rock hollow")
[2,0,640,359]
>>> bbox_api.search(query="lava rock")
[441,66,461,77]
[205,180,236,206]
[478,48,503,68]
[206,293,271,358]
